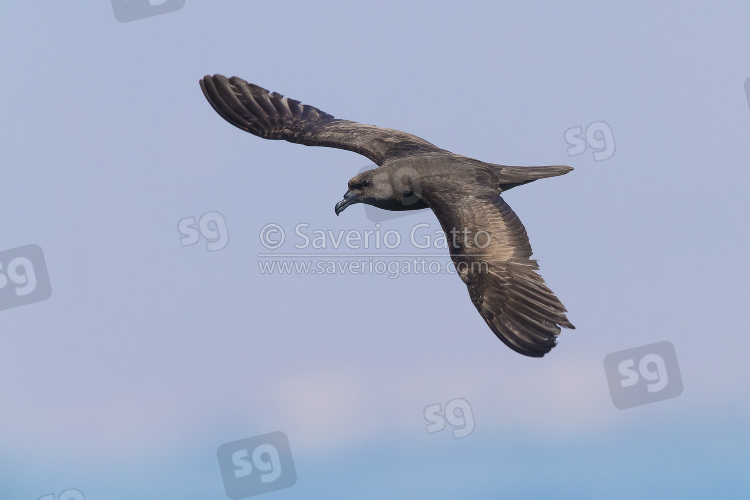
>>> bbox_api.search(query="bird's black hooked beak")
[334,190,362,216]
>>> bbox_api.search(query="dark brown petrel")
[199,75,575,357]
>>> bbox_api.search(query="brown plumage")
[199,74,575,357]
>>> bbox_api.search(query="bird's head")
[334,168,422,215]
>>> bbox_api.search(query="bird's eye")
[363,180,371,187]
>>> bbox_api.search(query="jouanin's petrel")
[199,75,575,357]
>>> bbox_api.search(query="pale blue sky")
[1,2,749,499]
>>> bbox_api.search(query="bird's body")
[200,75,575,357]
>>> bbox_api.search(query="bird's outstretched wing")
[420,184,574,357]
[199,75,444,165]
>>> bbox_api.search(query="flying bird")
[199,75,574,357]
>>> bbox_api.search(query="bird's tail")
[492,164,573,191]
